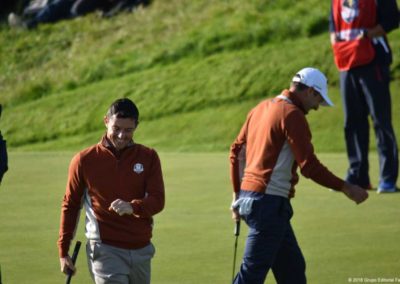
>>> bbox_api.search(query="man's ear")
[103,116,109,127]
[306,87,314,97]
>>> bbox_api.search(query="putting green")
[0,152,398,283]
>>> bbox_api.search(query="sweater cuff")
[58,244,68,258]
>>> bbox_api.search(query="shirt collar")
[279,89,306,114]
[100,135,134,154]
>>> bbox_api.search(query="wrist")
[341,182,350,193]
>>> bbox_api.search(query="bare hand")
[342,182,369,204]
[231,207,240,222]
[60,255,76,275]
[109,199,134,216]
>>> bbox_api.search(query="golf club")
[231,220,240,283]
[66,241,82,284]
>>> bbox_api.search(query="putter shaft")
[231,220,241,282]
[66,241,82,284]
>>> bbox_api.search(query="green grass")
[0,0,399,152]
[0,152,399,283]
[0,1,399,283]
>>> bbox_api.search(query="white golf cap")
[292,67,333,106]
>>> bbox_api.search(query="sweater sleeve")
[229,112,251,193]
[57,153,86,257]
[284,110,345,191]
[131,150,165,218]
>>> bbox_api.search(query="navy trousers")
[233,191,306,284]
[340,62,399,188]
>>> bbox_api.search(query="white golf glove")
[231,197,255,216]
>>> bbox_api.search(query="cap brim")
[320,93,334,107]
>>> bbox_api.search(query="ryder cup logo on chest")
[341,0,359,23]
[133,163,144,174]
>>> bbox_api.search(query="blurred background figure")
[0,105,8,185]
[329,0,399,193]
[8,0,151,29]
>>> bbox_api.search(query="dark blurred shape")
[0,104,8,185]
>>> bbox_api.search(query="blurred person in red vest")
[330,0,399,193]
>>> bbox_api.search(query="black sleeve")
[377,0,399,33]
[0,132,8,183]
[328,4,335,32]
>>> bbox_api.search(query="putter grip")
[66,241,82,284]
[234,220,240,236]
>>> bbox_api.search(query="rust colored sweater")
[58,136,165,257]
[230,90,345,198]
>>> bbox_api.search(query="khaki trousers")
[86,241,155,284]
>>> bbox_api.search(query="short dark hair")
[107,98,139,123]
[291,81,309,92]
